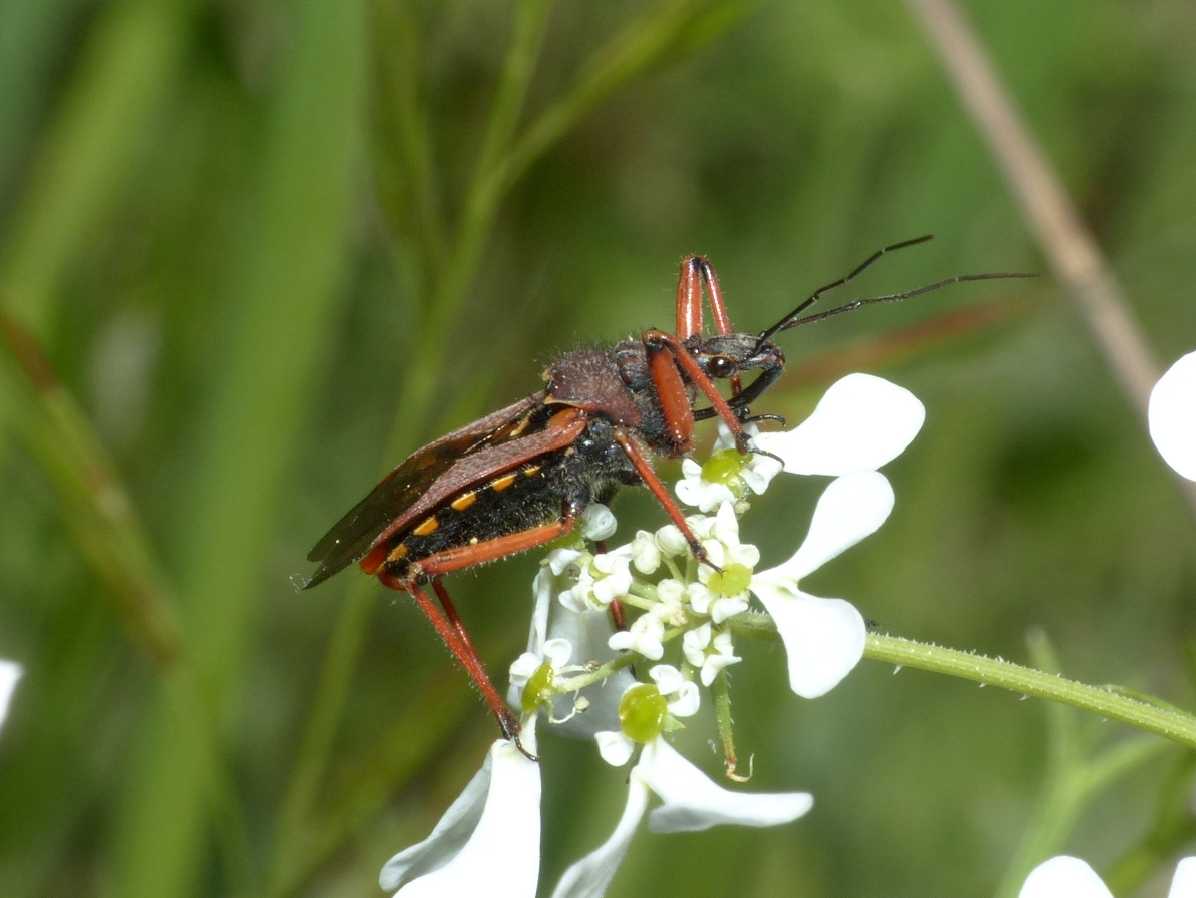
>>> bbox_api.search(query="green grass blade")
[106,0,367,895]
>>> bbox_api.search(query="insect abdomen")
[370,460,567,580]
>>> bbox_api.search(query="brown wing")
[301,391,548,589]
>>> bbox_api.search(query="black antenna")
[756,234,936,348]
[775,271,1036,332]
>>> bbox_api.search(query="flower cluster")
[379,373,926,897]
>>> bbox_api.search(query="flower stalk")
[728,609,1196,750]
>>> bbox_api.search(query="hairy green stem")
[732,612,1196,750]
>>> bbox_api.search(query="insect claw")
[499,708,540,762]
[693,545,723,574]
[742,412,786,427]
[513,735,540,763]
[749,447,785,468]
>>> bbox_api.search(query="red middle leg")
[613,428,720,570]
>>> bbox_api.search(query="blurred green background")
[2,1,1195,896]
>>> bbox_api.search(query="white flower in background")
[1149,350,1196,481]
[683,623,741,686]
[0,660,22,735]
[1019,855,1196,898]
[552,736,812,898]
[749,472,894,698]
[594,665,699,767]
[379,723,541,898]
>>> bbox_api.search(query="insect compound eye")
[707,355,736,378]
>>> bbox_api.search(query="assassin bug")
[300,235,1029,757]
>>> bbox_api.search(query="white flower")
[379,722,541,898]
[676,423,783,512]
[607,612,666,661]
[558,547,633,612]
[749,472,894,698]
[692,502,759,623]
[1020,855,1196,898]
[593,666,699,767]
[676,457,738,513]
[683,624,741,686]
[752,372,925,476]
[552,737,812,898]
[509,638,573,712]
[0,660,21,735]
[1149,350,1196,481]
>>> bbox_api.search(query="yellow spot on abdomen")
[521,465,541,477]
[387,543,409,563]
[412,516,439,537]
[451,492,477,512]
[491,473,517,492]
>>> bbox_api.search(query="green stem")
[729,614,1196,750]
[556,626,687,693]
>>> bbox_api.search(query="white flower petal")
[542,638,573,671]
[761,472,894,583]
[753,373,924,476]
[712,502,740,546]
[683,624,712,667]
[667,681,700,717]
[648,664,684,695]
[546,548,584,577]
[630,531,662,575]
[508,652,541,685]
[748,583,865,698]
[380,732,540,897]
[655,525,689,557]
[550,773,650,898]
[676,473,735,513]
[1149,351,1196,481]
[609,616,664,661]
[686,583,713,615]
[1019,856,1113,898]
[1169,857,1196,898]
[638,739,813,833]
[0,660,21,734]
[580,503,618,541]
[699,652,740,687]
[710,596,749,624]
[595,730,636,767]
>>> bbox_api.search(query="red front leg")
[673,254,741,395]
[644,328,750,454]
